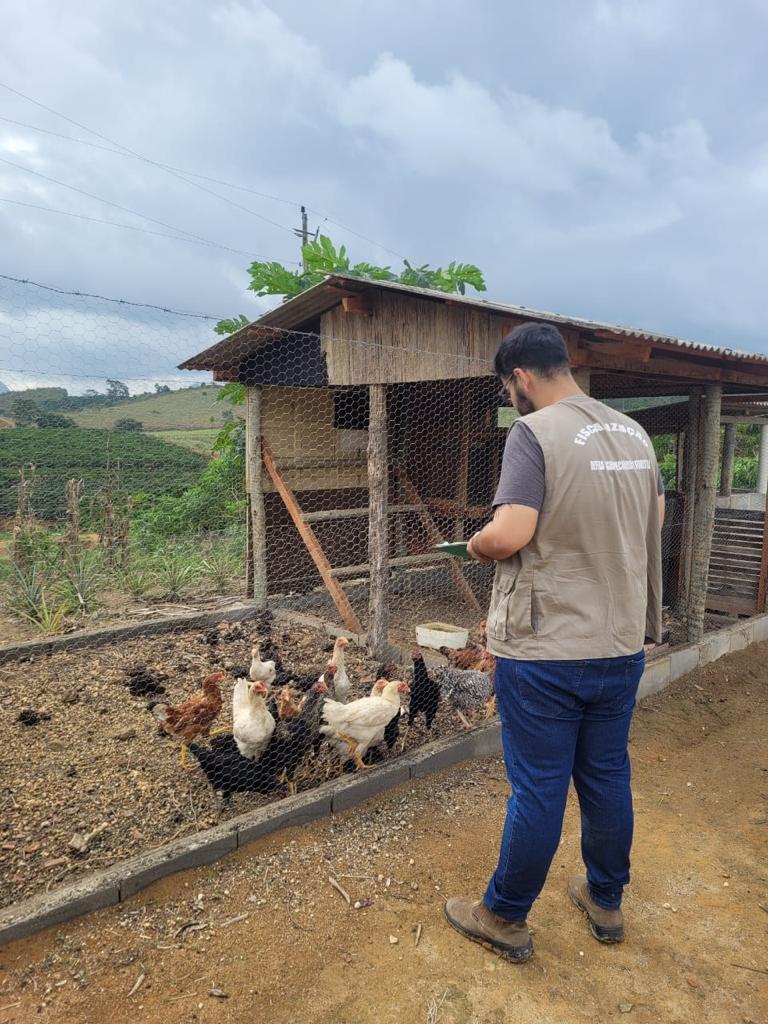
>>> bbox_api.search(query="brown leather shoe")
[444,897,533,962]
[568,876,624,944]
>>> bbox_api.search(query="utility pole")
[293,205,310,268]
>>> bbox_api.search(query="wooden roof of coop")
[180,276,768,398]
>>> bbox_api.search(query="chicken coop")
[180,275,768,656]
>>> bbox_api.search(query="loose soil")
[0,614,480,909]
[0,645,766,1023]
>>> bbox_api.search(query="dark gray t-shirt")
[493,422,665,510]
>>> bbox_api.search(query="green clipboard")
[433,541,471,560]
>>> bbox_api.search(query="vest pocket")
[488,574,536,643]
[487,573,516,642]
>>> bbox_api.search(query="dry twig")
[329,876,351,905]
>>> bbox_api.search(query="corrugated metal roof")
[180,273,768,370]
[319,275,768,365]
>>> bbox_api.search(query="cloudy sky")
[1,0,768,392]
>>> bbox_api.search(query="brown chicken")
[440,645,480,670]
[154,671,225,768]
[277,687,305,721]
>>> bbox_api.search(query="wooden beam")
[688,384,722,640]
[261,443,364,634]
[393,465,482,612]
[579,348,768,388]
[245,493,254,598]
[453,389,471,541]
[719,422,736,498]
[246,387,267,607]
[426,497,491,519]
[332,552,453,576]
[586,337,652,361]
[367,384,390,658]
[677,393,700,615]
[302,504,423,524]
[342,295,373,315]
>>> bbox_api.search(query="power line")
[0,272,224,319]
[0,95,408,261]
[0,197,299,263]
[0,80,297,236]
[0,154,291,260]
[0,115,299,209]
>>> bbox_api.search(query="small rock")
[17,709,51,727]
[619,1003,634,1013]
[662,902,672,909]
[43,857,69,869]
[209,988,229,999]
[389,935,398,945]
[69,833,89,855]
[113,728,137,742]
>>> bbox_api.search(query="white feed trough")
[416,621,469,651]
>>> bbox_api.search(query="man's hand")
[469,505,539,563]
[467,533,494,564]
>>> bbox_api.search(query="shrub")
[36,413,76,429]
[114,418,143,432]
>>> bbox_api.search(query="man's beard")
[512,380,536,416]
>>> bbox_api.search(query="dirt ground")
[0,645,766,1024]
[3,614,486,909]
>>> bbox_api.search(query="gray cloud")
[1,0,767,394]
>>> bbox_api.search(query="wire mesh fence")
[0,274,763,911]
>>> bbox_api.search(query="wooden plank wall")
[321,293,508,384]
[707,507,763,615]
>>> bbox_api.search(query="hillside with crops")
[69,385,225,431]
[0,427,207,518]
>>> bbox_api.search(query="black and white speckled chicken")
[432,663,494,725]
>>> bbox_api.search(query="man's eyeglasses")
[497,375,512,403]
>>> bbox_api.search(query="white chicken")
[320,678,410,770]
[328,637,351,701]
[232,678,275,760]
[248,645,276,687]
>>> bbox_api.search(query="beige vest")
[486,394,663,661]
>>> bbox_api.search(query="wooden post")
[719,422,736,498]
[367,384,390,658]
[453,387,471,541]
[246,387,267,607]
[394,465,482,612]
[572,368,591,395]
[677,392,700,615]
[686,384,722,642]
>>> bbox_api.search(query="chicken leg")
[179,743,189,770]
[336,731,370,771]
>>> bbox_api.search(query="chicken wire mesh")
[0,273,762,910]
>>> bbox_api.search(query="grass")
[151,429,220,454]
[69,386,226,431]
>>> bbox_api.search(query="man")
[444,322,664,963]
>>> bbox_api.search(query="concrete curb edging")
[636,611,768,700]
[0,604,264,664]
[0,721,501,947]
[2,611,765,947]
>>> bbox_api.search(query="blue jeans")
[483,653,644,921]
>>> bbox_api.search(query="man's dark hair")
[494,322,571,379]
